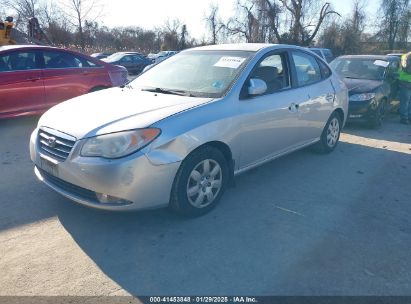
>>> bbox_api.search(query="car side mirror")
[248,78,267,96]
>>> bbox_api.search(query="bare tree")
[223,0,339,45]
[61,0,103,50]
[377,0,410,50]
[3,0,40,30]
[205,4,225,44]
[276,0,340,45]
[318,0,367,55]
[225,0,261,42]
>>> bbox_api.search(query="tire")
[170,146,229,217]
[313,112,342,154]
[368,100,385,129]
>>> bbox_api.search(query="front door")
[0,50,45,117]
[238,52,305,169]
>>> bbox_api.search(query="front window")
[0,51,38,71]
[130,50,254,98]
[330,58,387,81]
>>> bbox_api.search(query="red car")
[0,45,128,119]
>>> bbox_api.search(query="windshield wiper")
[141,87,194,97]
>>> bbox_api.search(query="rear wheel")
[170,146,228,217]
[313,112,342,154]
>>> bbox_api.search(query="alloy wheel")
[326,117,340,148]
[186,159,223,208]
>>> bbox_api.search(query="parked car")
[90,52,113,60]
[148,51,178,64]
[102,52,151,75]
[0,45,128,119]
[386,53,404,59]
[330,55,400,128]
[308,48,334,63]
[30,43,348,217]
[142,52,177,73]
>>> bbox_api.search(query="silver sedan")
[30,43,348,217]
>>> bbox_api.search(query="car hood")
[342,78,383,95]
[38,87,213,139]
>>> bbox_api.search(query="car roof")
[337,55,393,61]
[114,51,142,55]
[186,43,306,53]
[0,44,59,52]
[310,47,332,51]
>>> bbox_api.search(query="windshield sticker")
[214,57,246,69]
[373,60,389,68]
[212,81,224,88]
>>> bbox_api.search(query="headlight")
[349,93,376,101]
[81,128,161,159]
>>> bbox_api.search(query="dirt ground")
[0,114,410,296]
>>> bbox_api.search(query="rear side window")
[0,51,38,72]
[292,51,322,87]
[42,51,93,69]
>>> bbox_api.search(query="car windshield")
[330,58,388,81]
[129,50,254,98]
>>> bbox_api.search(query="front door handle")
[27,77,41,82]
[326,93,335,102]
[288,103,300,112]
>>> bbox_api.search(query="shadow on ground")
[56,141,411,295]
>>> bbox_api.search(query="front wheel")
[368,100,385,129]
[313,112,342,154]
[170,146,229,217]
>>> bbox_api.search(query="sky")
[102,0,381,40]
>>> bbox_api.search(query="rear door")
[40,50,95,108]
[0,49,45,117]
[290,50,336,142]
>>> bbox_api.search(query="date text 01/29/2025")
[148,296,258,303]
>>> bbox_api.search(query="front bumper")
[30,128,181,211]
[347,99,378,121]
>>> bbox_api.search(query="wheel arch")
[179,140,235,185]
[334,108,345,125]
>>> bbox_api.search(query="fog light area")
[96,193,132,205]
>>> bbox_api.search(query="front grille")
[38,129,76,162]
[38,168,98,201]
